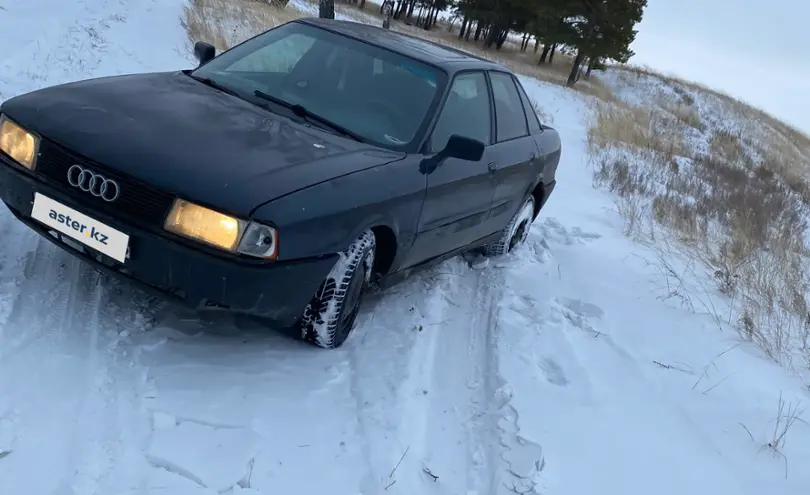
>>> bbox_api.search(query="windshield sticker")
[397,62,436,82]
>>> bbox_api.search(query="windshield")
[191,22,447,150]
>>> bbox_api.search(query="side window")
[515,78,542,132]
[490,72,529,142]
[429,72,491,153]
[224,33,317,73]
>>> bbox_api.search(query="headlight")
[0,115,39,170]
[164,199,278,259]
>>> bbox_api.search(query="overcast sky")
[628,0,810,134]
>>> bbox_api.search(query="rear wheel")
[486,196,535,257]
[298,230,376,349]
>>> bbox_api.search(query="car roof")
[295,18,509,73]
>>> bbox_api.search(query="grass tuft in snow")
[738,391,809,479]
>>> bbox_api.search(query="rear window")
[515,79,543,132]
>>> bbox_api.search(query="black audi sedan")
[0,18,561,348]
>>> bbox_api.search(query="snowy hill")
[0,1,808,494]
[594,67,810,372]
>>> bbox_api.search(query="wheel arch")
[341,217,399,277]
[370,225,397,276]
[529,180,547,220]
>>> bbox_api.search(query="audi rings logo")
[66,165,121,202]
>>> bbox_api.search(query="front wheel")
[486,196,536,257]
[298,230,376,349]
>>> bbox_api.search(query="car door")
[485,71,543,232]
[400,70,496,268]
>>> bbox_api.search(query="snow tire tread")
[486,196,536,257]
[299,230,376,349]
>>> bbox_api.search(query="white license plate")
[31,192,130,263]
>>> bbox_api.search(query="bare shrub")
[655,94,704,132]
[651,195,709,247]
[671,84,695,107]
[593,156,653,198]
[710,130,747,165]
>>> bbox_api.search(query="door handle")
[487,161,497,172]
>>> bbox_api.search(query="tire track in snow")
[414,258,544,495]
[54,276,158,495]
[340,262,495,495]
[402,261,503,495]
[345,271,450,494]
[345,254,537,495]
[0,238,79,362]
[0,241,157,495]
[0,218,39,341]
[418,253,549,495]
[50,273,107,495]
[0,244,99,494]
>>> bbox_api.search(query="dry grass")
[587,102,690,163]
[589,65,810,370]
[181,0,304,52]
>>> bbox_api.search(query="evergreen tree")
[563,0,647,86]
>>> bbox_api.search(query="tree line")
[318,0,647,87]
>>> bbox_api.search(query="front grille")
[35,139,174,226]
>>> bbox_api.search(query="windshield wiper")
[188,74,240,97]
[253,89,364,143]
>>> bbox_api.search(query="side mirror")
[442,134,485,162]
[194,41,216,66]
[419,134,486,175]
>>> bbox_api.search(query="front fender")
[250,156,427,261]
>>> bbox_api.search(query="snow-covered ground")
[1,1,809,494]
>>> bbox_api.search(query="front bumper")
[0,155,337,328]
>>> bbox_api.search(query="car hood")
[1,71,406,216]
